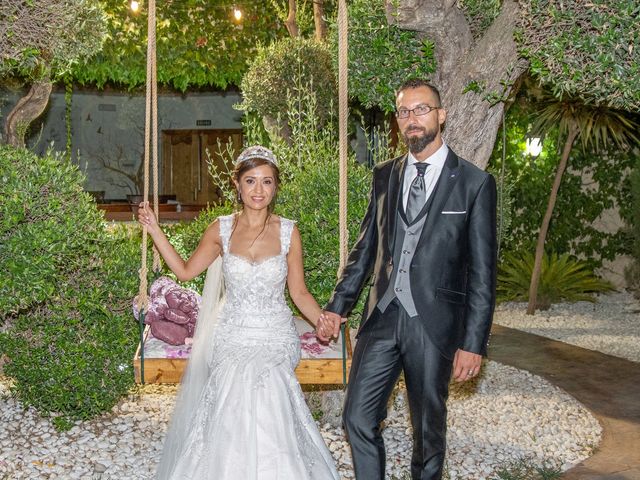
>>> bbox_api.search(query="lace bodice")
[217,215,294,328]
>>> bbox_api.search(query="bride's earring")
[236,191,243,204]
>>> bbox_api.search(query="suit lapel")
[386,154,406,256]
[418,150,461,245]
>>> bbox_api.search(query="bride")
[138,146,340,479]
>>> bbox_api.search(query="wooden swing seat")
[134,318,353,385]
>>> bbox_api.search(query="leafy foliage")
[458,0,502,39]
[0,147,101,315]
[517,0,640,111]
[278,156,372,320]
[0,0,107,81]
[327,0,436,113]
[0,145,140,427]
[624,154,640,296]
[490,99,636,266]
[72,0,284,91]
[528,92,640,153]
[239,37,336,123]
[497,251,614,309]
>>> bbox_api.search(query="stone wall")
[1,87,243,200]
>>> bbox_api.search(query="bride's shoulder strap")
[218,214,234,253]
[280,217,296,255]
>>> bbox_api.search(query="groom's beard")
[402,125,438,154]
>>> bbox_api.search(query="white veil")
[155,256,225,480]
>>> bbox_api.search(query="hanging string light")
[128,1,250,24]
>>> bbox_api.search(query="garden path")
[490,324,640,480]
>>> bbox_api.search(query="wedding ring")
[467,370,474,376]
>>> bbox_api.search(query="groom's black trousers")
[343,299,453,480]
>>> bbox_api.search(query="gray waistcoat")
[377,177,441,317]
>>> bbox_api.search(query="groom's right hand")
[322,311,343,338]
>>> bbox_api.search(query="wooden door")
[162,129,243,206]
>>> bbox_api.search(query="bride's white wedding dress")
[156,215,339,480]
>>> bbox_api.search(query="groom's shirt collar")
[406,142,449,168]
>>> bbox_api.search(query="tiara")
[235,145,278,166]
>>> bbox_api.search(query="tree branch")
[313,0,327,41]
[392,0,528,169]
[441,0,528,168]
[284,0,299,37]
[387,0,472,92]
[4,80,52,147]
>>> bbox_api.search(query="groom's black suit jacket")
[327,149,497,360]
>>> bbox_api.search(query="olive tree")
[380,0,640,169]
[0,0,106,146]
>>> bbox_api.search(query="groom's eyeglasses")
[395,104,439,119]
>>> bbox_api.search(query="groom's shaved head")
[396,79,441,107]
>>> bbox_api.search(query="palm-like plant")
[525,91,639,314]
[499,251,614,310]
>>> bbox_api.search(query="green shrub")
[0,147,103,316]
[239,37,336,124]
[497,251,615,309]
[0,145,140,427]
[266,89,374,323]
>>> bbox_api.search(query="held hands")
[137,201,160,235]
[452,348,483,382]
[315,311,345,342]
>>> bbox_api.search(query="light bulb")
[130,0,140,12]
[233,7,242,21]
[525,137,543,157]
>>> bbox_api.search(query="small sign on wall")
[98,104,117,112]
[196,119,212,126]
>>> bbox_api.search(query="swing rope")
[337,0,349,387]
[137,0,160,385]
[136,0,350,386]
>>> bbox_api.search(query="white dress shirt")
[402,142,449,212]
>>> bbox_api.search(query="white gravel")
[494,291,640,363]
[0,359,601,480]
[6,293,635,479]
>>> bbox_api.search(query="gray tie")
[406,162,429,222]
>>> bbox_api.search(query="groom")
[321,79,497,479]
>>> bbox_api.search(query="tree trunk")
[284,0,299,38]
[390,0,528,170]
[313,0,327,41]
[3,80,53,147]
[526,123,579,314]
